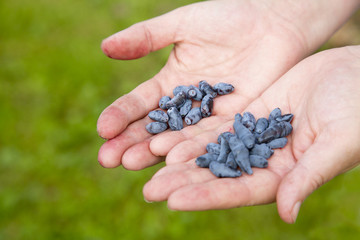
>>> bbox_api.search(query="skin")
[97,0,360,223]
[143,46,360,223]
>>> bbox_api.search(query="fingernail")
[291,201,302,223]
[144,198,153,203]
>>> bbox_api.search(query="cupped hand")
[143,46,360,223]
[97,0,315,169]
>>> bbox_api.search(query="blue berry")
[209,161,242,178]
[148,110,169,122]
[146,122,168,134]
[200,94,214,118]
[184,107,202,125]
[213,82,234,95]
[167,107,183,131]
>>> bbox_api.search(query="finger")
[165,123,231,164]
[167,168,281,210]
[122,139,164,170]
[143,160,216,202]
[101,8,185,60]
[97,79,163,140]
[98,117,154,168]
[151,161,198,179]
[277,124,359,224]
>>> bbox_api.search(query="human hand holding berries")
[97,0,359,170]
[143,46,360,223]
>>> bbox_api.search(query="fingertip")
[101,38,113,58]
[122,140,163,171]
[142,176,170,202]
[97,140,122,168]
[276,165,307,224]
[101,27,150,60]
[149,131,182,157]
[97,106,125,140]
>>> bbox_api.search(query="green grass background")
[1,0,359,239]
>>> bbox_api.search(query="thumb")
[101,7,185,60]
[276,126,359,224]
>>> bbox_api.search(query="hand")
[97,0,358,169]
[143,45,360,223]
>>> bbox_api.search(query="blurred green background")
[1,0,359,239]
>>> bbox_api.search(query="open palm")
[143,46,360,223]
[97,0,319,169]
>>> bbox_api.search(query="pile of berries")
[196,108,294,178]
[146,81,234,134]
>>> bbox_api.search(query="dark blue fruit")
[166,91,187,109]
[173,85,190,97]
[269,108,281,121]
[226,152,238,170]
[276,113,294,123]
[267,137,288,149]
[200,94,214,118]
[250,144,274,159]
[235,113,242,123]
[199,80,217,98]
[179,99,192,117]
[148,110,169,122]
[206,143,221,155]
[167,107,183,131]
[184,107,202,125]
[213,83,234,95]
[249,155,268,168]
[242,112,256,131]
[209,161,242,178]
[159,96,171,110]
[257,121,293,143]
[146,122,168,134]
[233,116,255,149]
[228,135,252,175]
[255,118,269,134]
[196,153,219,168]
[217,135,231,163]
[217,132,234,144]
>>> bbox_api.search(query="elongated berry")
[146,122,168,134]
[276,113,294,123]
[257,121,292,143]
[226,152,237,170]
[242,112,256,131]
[217,132,234,144]
[200,94,214,118]
[199,80,217,98]
[255,118,269,134]
[233,116,255,149]
[217,135,231,163]
[196,153,219,168]
[184,107,202,125]
[250,144,274,159]
[209,161,242,178]
[159,96,171,109]
[166,91,187,109]
[179,99,192,117]
[167,107,183,131]
[148,110,169,122]
[173,85,190,97]
[269,108,282,121]
[249,155,268,168]
[206,143,221,155]
[228,135,252,175]
[267,137,288,149]
[213,82,234,95]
